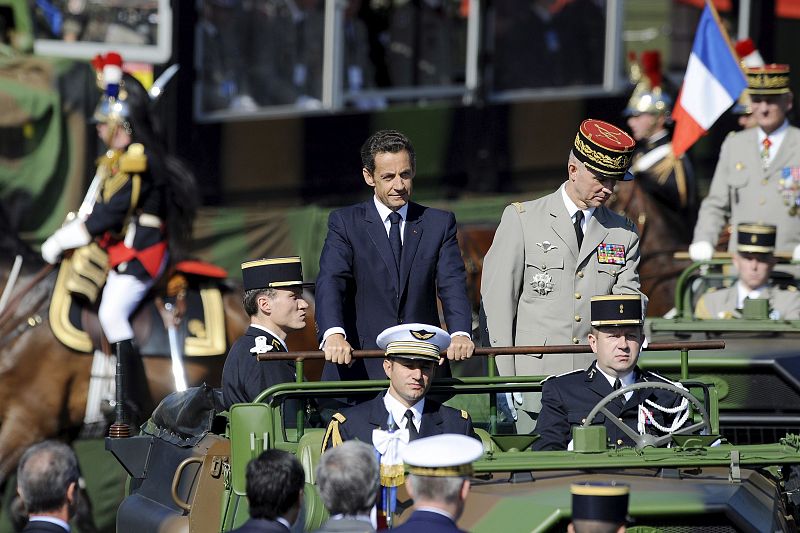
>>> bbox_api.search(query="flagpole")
[705,0,746,78]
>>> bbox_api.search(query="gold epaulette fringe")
[380,463,405,487]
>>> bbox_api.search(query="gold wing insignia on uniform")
[460,409,469,420]
[411,330,435,340]
[321,413,346,451]
[119,143,148,173]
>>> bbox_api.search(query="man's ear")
[383,359,392,378]
[459,479,470,501]
[257,293,271,315]
[66,481,77,504]
[588,332,598,354]
[363,168,376,187]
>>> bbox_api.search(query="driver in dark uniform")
[533,295,688,451]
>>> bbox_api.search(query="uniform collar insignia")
[250,335,274,354]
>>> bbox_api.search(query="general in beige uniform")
[692,64,800,262]
[481,119,646,431]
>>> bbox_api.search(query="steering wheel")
[582,381,712,450]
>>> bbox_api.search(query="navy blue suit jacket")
[533,362,685,451]
[392,510,465,533]
[322,393,478,450]
[316,200,471,380]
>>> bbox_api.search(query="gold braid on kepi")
[376,323,451,361]
[402,434,483,479]
[571,482,630,522]
[573,119,636,181]
[746,64,791,95]
[590,294,643,327]
[736,223,777,254]
[240,256,314,291]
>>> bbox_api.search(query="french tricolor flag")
[671,2,747,157]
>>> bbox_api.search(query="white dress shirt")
[560,184,596,234]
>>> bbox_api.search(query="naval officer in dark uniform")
[322,323,478,451]
[222,256,313,409]
[534,295,688,451]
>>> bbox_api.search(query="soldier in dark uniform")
[624,50,697,242]
[322,323,478,451]
[222,256,313,409]
[41,53,196,408]
[569,482,630,533]
[534,295,688,451]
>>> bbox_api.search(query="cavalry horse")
[0,220,252,486]
[607,180,693,317]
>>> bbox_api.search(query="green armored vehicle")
[645,259,800,445]
[107,342,800,532]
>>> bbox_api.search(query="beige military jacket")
[693,126,800,255]
[481,187,646,378]
[695,284,800,320]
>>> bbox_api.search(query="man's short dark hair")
[243,288,276,317]
[246,449,305,520]
[317,441,379,515]
[17,441,80,515]
[361,130,416,174]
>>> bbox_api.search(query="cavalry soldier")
[481,119,646,432]
[695,224,800,320]
[40,52,196,403]
[624,50,697,242]
[533,295,688,451]
[322,323,478,451]
[222,256,312,409]
[690,64,800,267]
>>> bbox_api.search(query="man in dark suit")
[393,434,484,533]
[316,129,473,381]
[322,324,478,451]
[17,441,80,533]
[313,441,378,533]
[222,256,313,409]
[231,449,305,533]
[534,295,688,451]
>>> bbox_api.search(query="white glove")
[689,241,714,262]
[793,243,800,262]
[40,220,91,264]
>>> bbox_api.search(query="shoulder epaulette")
[544,368,583,382]
[119,143,147,173]
[460,409,469,420]
[788,285,798,292]
[333,412,346,423]
[511,201,525,214]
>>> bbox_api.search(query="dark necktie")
[389,211,402,272]
[574,210,584,249]
[613,378,625,407]
[404,409,419,441]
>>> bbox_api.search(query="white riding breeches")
[99,267,159,343]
